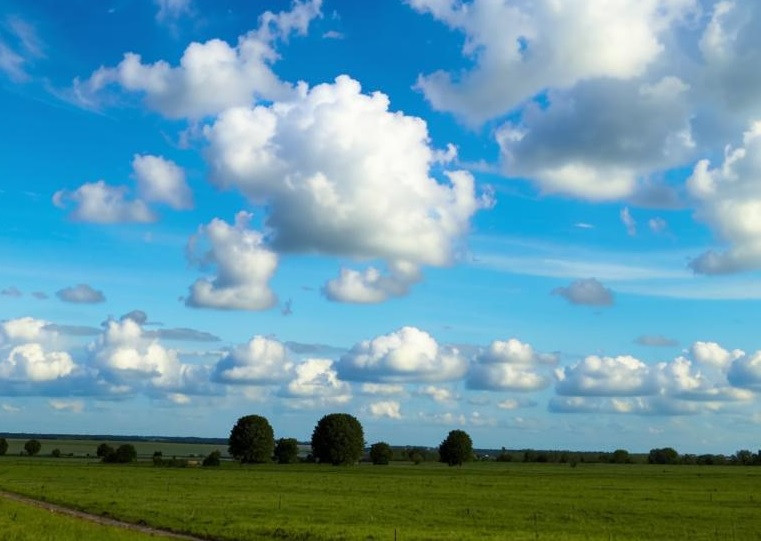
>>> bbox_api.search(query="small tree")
[438,430,473,467]
[51,448,62,458]
[114,444,137,463]
[311,413,365,465]
[202,450,221,467]
[24,439,41,456]
[96,443,114,459]
[369,442,393,465]
[0,437,8,456]
[648,447,679,465]
[228,414,275,463]
[274,438,299,464]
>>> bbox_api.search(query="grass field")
[1,438,228,459]
[1,458,760,540]
[0,494,176,540]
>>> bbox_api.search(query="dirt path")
[0,489,214,540]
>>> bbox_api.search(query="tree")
[0,437,7,456]
[274,438,299,464]
[96,443,114,459]
[648,447,679,465]
[610,449,631,464]
[311,413,365,465]
[51,448,62,458]
[202,450,221,467]
[438,430,473,467]
[369,442,393,465]
[114,444,137,463]
[24,439,41,456]
[228,414,275,463]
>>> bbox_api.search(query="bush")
[202,450,221,467]
[102,444,137,463]
[438,430,473,467]
[274,438,299,464]
[611,449,631,464]
[51,448,61,458]
[369,442,393,465]
[24,439,41,456]
[228,414,275,463]
[0,437,7,456]
[311,413,365,465]
[648,447,679,465]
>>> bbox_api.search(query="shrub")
[96,443,114,459]
[369,442,393,465]
[438,430,473,467]
[202,450,221,467]
[274,438,299,464]
[103,444,137,463]
[24,439,41,456]
[0,437,7,456]
[228,414,275,464]
[648,447,679,465]
[611,449,631,464]
[311,413,365,465]
[51,448,61,458]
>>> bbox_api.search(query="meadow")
[2,457,761,540]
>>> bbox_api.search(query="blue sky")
[2,0,761,453]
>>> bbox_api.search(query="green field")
[0,494,176,541]
[2,458,761,540]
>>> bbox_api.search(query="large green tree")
[311,413,364,465]
[228,414,275,463]
[24,439,41,457]
[438,430,473,466]
[0,437,7,456]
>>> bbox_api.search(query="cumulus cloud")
[552,278,614,306]
[476,339,558,365]
[361,383,405,395]
[73,0,322,118]
[688,122,761,274]
[410,0,695,124]
[337,327,467,383]
[419,385,457,403]
[0,343,76,382]
[53,181,155,224]
[212,336,293,384]
[49,399,84,413]
[497,77,694,200]
[368,400,402,419]
[280,358,351,408]
[555,355,655,396]
[132,154,192,210]
[204,75,491,300]
[691,341,743,369]
[1,317,49,343]
[185,212,278,310]
[467,338,556,392]
[55,284,106,304]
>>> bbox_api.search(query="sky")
[2,0,761,454]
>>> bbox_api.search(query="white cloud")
[368,400,402,419]
[337,327,468,383]
[49,399,84,413]
[419,385,457,403]
[497,77,694,200]
[212,335,293,384]
[1,317,49,343]
[621,207,637,236]
[204,75,491,299]
[185,212,278,310]
[728,351,761,390]
[688,122,761,274]
[0,16,44,83]
[690,341,743,370]
[555,355,655,396]
[132,154,192,210]
[1,403,20,413]
[467,338,556,392]
[476,339,557,365]
[361,383,405,395]
[0,343,76,382]
[53,181,155,224]
[0,40,27,82]
[410,0,695,124]
[55,284,106,304]
[552,278,614,306]
[155,0,191,21]
[322,261,421,303]
[73,0,322,118]
[280,358,352,408]
[649,217,668,234]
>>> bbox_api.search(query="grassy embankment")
[1,457,760,540]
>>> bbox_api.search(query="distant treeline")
[0,433,228,445]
